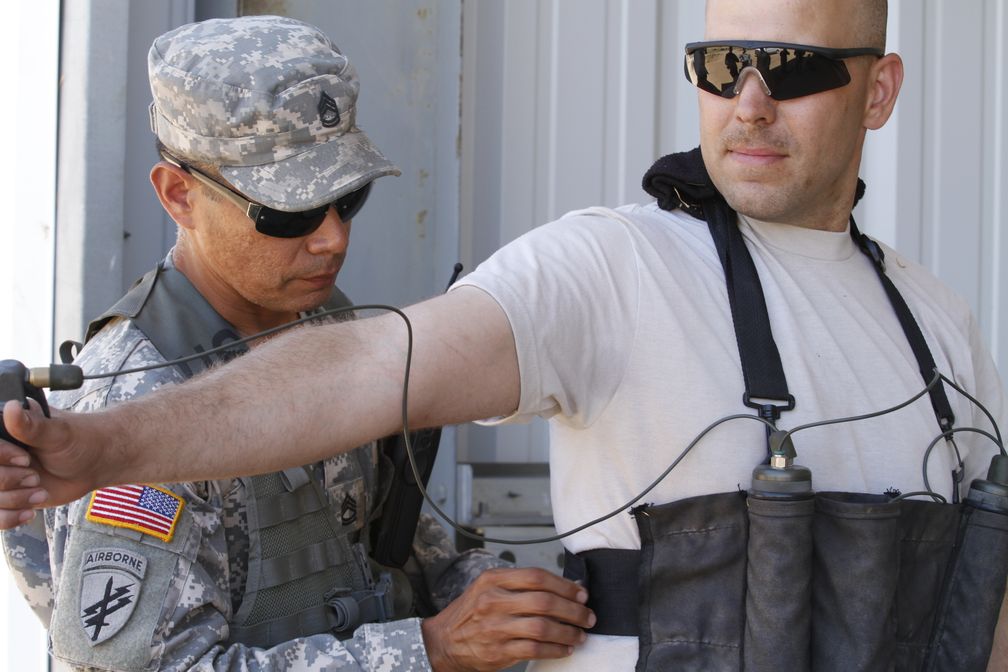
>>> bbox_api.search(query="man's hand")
[420,567,595,671]
[0,399,102,527]
[0,434,46,528]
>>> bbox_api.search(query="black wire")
[937,372,1005,454]
[891,490,947,504]
[70,303,1006,547]
[81,305,379,380]
[411,413,777,545]
[780,369,943,446]
[921,427,1003,493]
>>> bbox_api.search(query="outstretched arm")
[0,286,519,519]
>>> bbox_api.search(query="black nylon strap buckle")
[743,392,796,428]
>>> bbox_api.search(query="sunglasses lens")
[254,206,330,238]
[335,182,372,222]
[685,45,851,101]
[252,182,373,238]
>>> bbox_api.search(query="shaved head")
[854,0,888,50]
[706,0,888,50]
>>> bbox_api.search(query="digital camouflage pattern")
[1,305,508,671]
[148,15,400,212]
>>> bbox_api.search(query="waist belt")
[563,549,640,637]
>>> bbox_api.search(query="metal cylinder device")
[925,455,1008,671]
[744,430,815,672]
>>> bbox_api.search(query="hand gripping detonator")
[0,360,82,448]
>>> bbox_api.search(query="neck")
[170,247,298,338]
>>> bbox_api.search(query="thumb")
[4,398,42,446]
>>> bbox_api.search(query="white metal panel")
[1,3,59,672]
[55,0,133,345]
[981,0,1007,370]
[658,0,705,155]
[983,0,1008,368]
[922,1,986,307]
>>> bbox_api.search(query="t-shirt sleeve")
[454,207,640,428]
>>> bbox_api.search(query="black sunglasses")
[684,40,884,101]
[161,153,372,238]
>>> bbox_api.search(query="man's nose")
[304,207,351,255]
[733,67,777,124]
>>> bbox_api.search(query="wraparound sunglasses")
[684,40,884,101]
[161,152,372,238]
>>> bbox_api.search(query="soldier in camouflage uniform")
[1,15,511,671]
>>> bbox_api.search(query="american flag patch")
[85,485,184,543]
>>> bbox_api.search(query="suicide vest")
[73,260,412,647]
[562,149,1008,672]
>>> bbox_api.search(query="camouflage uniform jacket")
[2,311,506,671]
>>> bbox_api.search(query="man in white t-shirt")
[1,0,1006,670]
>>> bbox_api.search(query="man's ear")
[150,161,198,230]
[863,53,904,131]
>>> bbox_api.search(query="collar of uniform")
[738,213,857,262]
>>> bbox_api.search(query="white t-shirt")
[457,203,1007,671]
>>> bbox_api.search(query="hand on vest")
[0,400,101,527]
[420,567,594,671]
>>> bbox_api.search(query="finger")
[482,567,589,602]
[0,465,41,489]
[510,615,588,647]
[3,399,40,446]
[0,508,37,530]
[500,590,595,628]
[0,438,33,467]
[0,487,49,511]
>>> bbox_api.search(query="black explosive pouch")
[563,149,1008,672]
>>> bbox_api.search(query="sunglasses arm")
[181,164,261,220]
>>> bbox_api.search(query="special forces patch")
[79,548,147,645]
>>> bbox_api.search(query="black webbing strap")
[703,198,794,425]
[562,548,640,636]
[642,148,794,435]
[849,217,955,433]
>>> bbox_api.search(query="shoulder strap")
[642,147,955,438]
[58,267,161,364]
[644,148,793,430]
[702,197,794,424]
[848,218,955,432]
[82,266,161,344]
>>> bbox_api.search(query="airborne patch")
[79,548,147,645]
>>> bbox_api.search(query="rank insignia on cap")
[79,548,147,645]
[86,485,184,543]
[318,90,341,127]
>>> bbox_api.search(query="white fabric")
[456,202,1007,671]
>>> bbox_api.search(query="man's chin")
[719,186,788,222]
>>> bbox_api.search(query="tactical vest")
[562,150,1008,671]
[74,260,412,647]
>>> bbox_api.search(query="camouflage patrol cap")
[148,15,400,211]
